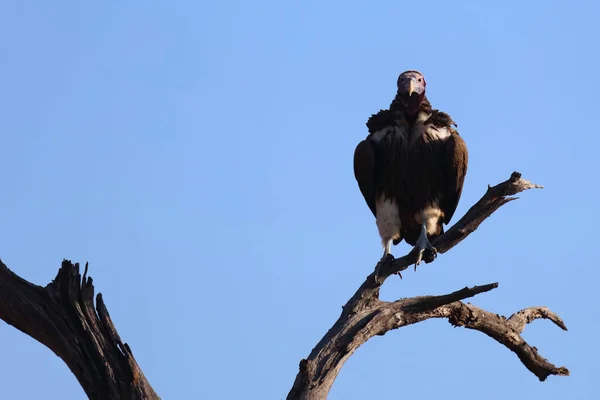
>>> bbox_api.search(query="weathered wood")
[287,172,568,400]
[0,260,159,400]
[0,171,568,400]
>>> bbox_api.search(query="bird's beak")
[408,78,415,96]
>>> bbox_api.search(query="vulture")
[353,70,468,266]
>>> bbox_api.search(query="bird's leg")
[414,222,437,269]
[374,239,396,282]
[380,239,394,262]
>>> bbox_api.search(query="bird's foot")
[380,253,395,263]
[374,253,396,283]
[414,235,437,271]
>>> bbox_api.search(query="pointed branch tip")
[507,306,567,334]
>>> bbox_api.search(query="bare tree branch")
[0,171,567,400]
[507,306,568,333]
[0,259,159,400]
[429,303,569,381]
[376,171,544,280]
[287,172,567,400]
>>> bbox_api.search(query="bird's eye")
[418,78,422,82]
[399,78,404,82]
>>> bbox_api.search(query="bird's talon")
[380,253,395,263]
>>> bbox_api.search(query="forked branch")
[287,172,567,400]
[0,172,567,400]
[429,303,569,381]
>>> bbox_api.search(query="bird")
[353,70,468,266]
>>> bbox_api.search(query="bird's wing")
[355,109,399,217]
[440,130,468,224]
[353,138,378,217]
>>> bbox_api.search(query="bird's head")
[395,70,427,119]
[397,70,426,98]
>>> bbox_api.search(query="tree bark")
[0,172,569,400]
[287,172,569,400]
[0,260,159,400]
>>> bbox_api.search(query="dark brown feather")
[353,139,378,217]
[366,109,399,134]
[427,109,458,128]
[440,131,468,224]
[355,97,468,248]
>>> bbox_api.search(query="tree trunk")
[0,260,159,400]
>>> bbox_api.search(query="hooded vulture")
[353,70,468,266]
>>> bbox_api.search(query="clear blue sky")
[0,1,598,399]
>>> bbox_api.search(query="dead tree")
[0,259,159,400]
[287,172,569,400]
[0,172,568,400]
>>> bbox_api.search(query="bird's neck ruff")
[366,95,456,135]
[390,94,432,123]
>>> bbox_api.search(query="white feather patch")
[416,205,443,234]
[370,110,453,146]
[375,196,402,244]
[425,125,452,141]
[415,111,430,123]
